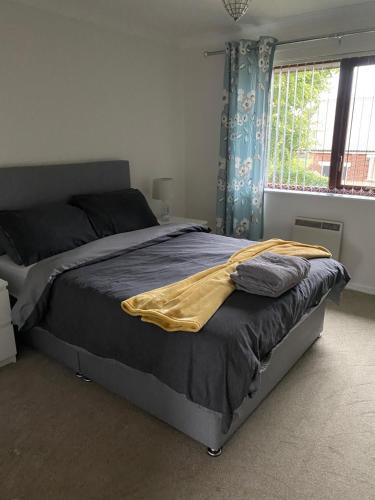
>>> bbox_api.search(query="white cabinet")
[0,279,17,368]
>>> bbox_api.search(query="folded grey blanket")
[230,251,311,298]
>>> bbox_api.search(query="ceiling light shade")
[222,0,250,21]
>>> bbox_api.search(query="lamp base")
[160,200,171,222]
[159,214,170,223]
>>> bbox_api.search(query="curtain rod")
[203,27,375,57]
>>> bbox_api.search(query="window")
[367,155,375,182]
[319,161,350,179]
[267,56,375,195]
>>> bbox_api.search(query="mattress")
[0,255,33,297]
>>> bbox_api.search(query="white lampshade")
[152,178,173,202]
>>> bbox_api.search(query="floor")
[1,290,375,500]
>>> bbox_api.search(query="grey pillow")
[71,188,159,238]
[0,203,98,266]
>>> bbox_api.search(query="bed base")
[25,298,326,453]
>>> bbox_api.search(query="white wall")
[0,0,186,214]
[183,5,375,293]
[2,0,375,292]
[264,191,375,294]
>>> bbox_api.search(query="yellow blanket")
[121,239,331,333]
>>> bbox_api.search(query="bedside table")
[158,216,208,228]
[0,279,17,368]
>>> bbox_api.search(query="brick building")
[309,151,375,186]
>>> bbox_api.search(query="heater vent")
[292,217,343,260]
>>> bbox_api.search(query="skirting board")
[25,298,327,451]
[346,282,375,295]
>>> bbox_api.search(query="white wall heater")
[292,217,343,260]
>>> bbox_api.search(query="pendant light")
[222,0,250,21]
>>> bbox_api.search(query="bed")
[0,160,349,456]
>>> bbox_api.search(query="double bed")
[0,160,349,456]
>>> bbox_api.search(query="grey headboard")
[0,160,130,210]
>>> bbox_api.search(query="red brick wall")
[309,151,370,184]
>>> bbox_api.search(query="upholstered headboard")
[0,160,130,210]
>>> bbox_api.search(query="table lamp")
[152,178,173,222]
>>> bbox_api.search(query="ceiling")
[10,0,374,44]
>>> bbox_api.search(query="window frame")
[329,55,375,191]
[268,55,375,195]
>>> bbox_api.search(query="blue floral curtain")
[216,37,277,240]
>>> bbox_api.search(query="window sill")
[265,187,375,201]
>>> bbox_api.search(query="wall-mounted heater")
[292,217,343,260]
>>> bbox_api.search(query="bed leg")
[75,371,92,382]
[207,447,222,457]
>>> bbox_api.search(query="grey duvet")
[13,224,350,431]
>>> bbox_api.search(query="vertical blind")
[342,63,375,190]
[267,61,340,191]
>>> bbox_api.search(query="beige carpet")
[1,290,375,500]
